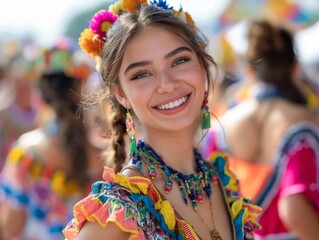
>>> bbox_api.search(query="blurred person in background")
[0,38,108,240]
[0,39,41,171]
[208,69,239,118]
[202,20,319,239]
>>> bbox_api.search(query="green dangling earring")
[201,91,211,129]
[125,109,137,164]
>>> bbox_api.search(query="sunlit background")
[1,0,319,83]
[0,0,230,45]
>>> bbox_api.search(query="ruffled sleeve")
[63,167,185,240]
[63,181,143,239]
[209,152,262,240]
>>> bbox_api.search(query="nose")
[156,71,180,94]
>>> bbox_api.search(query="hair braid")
[57,102,90,188]
[111,102,127,173]
[39,71,90,191]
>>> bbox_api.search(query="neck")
[249,82,284,101]
[142,127,198,174]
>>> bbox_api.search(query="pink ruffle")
[63,195,144,239]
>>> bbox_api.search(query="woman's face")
[116,26,207,133]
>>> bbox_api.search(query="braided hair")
[39,70,90,189]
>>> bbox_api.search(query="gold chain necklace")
[196,197,223,240]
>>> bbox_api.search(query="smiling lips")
[155,94,190,110]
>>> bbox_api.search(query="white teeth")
[157,96,188,110]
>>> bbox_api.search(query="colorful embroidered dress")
[0,143,92,239]
[202,122,319,239]
[63,153,261,240]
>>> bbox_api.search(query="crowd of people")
[0,37,109,239]
[0,0,318,239]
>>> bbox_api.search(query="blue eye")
[173,57,190,67]
[131,71,151,80]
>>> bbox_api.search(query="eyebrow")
[164,46,193,59]
[124,60,151,75]
[124,46,193,75]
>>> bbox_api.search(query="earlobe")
[112,86,131,109]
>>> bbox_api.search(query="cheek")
[124,82,152,110]
[181,68,207,91]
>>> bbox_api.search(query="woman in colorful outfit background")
[63,1,262,239]
[202,20,319,239]
[0,43,40,172]
[0,39,107,239]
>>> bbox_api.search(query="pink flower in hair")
[89,10,118,40]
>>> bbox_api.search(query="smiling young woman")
[63,1,262,239]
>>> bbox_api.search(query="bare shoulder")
[270,100,319,127]
[76,221,130,240]
[214,99,258,137]
[220,100,258,126]
[214,99,259,161]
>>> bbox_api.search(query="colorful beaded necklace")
[135,140,218,211]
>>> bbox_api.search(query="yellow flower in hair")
[122,0,148,12]
[78,28,103,57]
[109,0,123,14]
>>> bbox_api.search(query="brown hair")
[39,70,90,189]
[246,20,307,105]
[100,5,217,173]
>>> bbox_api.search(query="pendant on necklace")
[210,229,222,240]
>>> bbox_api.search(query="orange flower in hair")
[172,9,181,17]
[122,0,148,12]
[185,12,194,26]
[78,28,104,57]
[172,8,195,27]
[77,0,196,71]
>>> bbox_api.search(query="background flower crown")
[42,37,93,80]
[78,0,194,61]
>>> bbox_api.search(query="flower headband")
[78,0,194,60]
[43,37,92,80]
